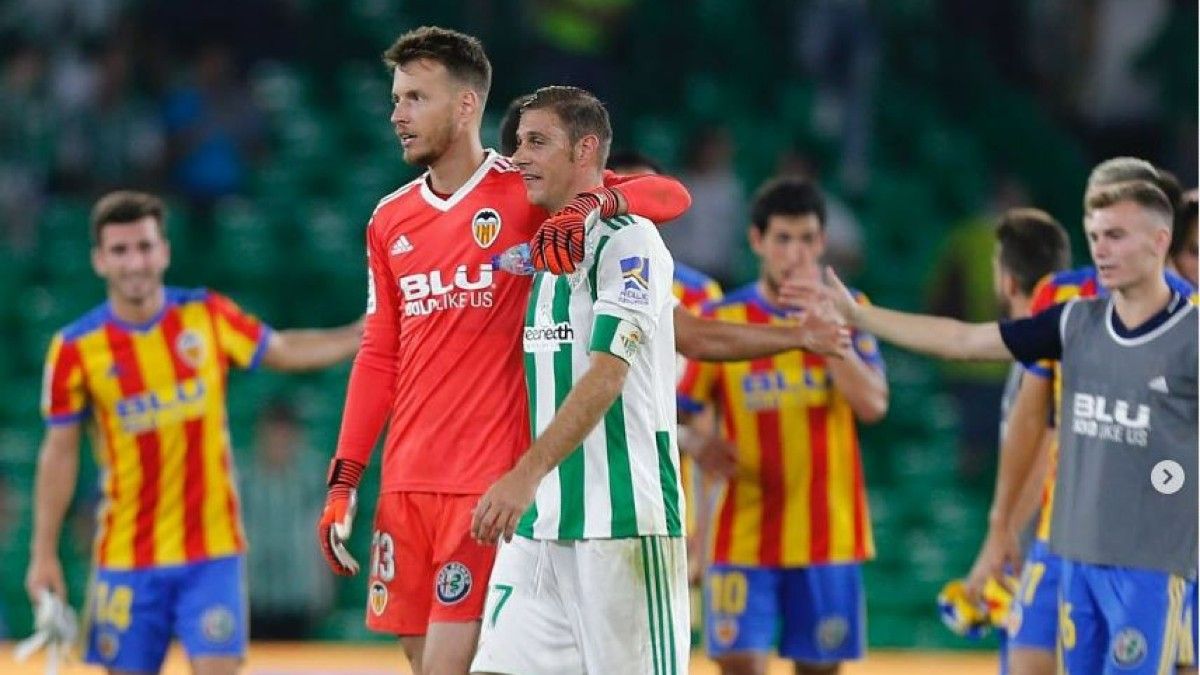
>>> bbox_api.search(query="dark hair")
[1086,180,1174,224]
[522,86,612,167]
[90,190,166,245]
[995,208,1071,295]
[499,93,533,156]
[382,26,491,100]
[1170,193,1198,258]
[750,177,826,232]
[606,149,663,175]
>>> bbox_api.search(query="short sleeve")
[207,292,272,370]
[999,303,1066,364]
[588,222,673,363]
[41,333,88,425]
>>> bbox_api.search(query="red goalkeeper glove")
[317,458,365,576]
[531,187,621,275]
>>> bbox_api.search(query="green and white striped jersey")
[517,213,683,540]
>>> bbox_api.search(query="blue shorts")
[1008,540,1062,653]
[1059,559,1193,675]
[84,555,247,672]
[704,563,865,664]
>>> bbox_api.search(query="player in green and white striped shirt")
[470,86,689,675]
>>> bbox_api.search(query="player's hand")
[472,463,540,544]
[530,188,620,275]
[792,305,852,359]
[780,266,859,326]
[531,210,586,275]
[318,458,365,576]
[964,524,1022,604]
[687,433,738,479]
[25,553,66,605]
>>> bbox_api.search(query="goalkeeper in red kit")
[314,27,692,675]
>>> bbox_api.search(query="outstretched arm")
[262,320,362,371]
[784,267,1014,361]
[672,304,849,361]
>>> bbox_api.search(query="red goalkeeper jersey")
[336,151,691,494]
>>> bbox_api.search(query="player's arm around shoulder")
[27,421,83,602]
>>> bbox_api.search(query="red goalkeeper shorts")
[364,491,497,635]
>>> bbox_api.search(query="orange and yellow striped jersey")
[1026,267,1196,541]
[673,262,723,313]
[41,287,271,569]
[672,263,723,537]
[678,284,883,567]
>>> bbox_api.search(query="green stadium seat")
[210,198,284,284]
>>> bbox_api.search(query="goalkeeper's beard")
[402,118,459,168]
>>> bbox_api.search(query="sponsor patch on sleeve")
[618,256,651,306]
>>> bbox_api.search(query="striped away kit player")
[42,287,269,669]
[678,284,884,663]
[473,214,689,675]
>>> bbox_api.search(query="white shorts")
[470,534,689,675]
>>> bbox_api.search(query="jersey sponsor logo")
[115,378,207,434]
[369,581,388,616]
[390,235,414,256]
[200,605,236,644]
[816,615,849,651]
[739,368,829,410]
[619,256,651,306]
[471,208,502,249]
[174,329,206,369]
[1071,393,1150,447]
[1111,627,1147,669]
[435,561,472,605]
[524,304,575,353]
[398,264,495,317]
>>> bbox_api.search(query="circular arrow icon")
[1152,460,1185,495]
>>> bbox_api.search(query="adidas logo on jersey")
[1148,376,1169,394]
[390,235,414,256]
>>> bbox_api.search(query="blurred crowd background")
[0,0,1195,648]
